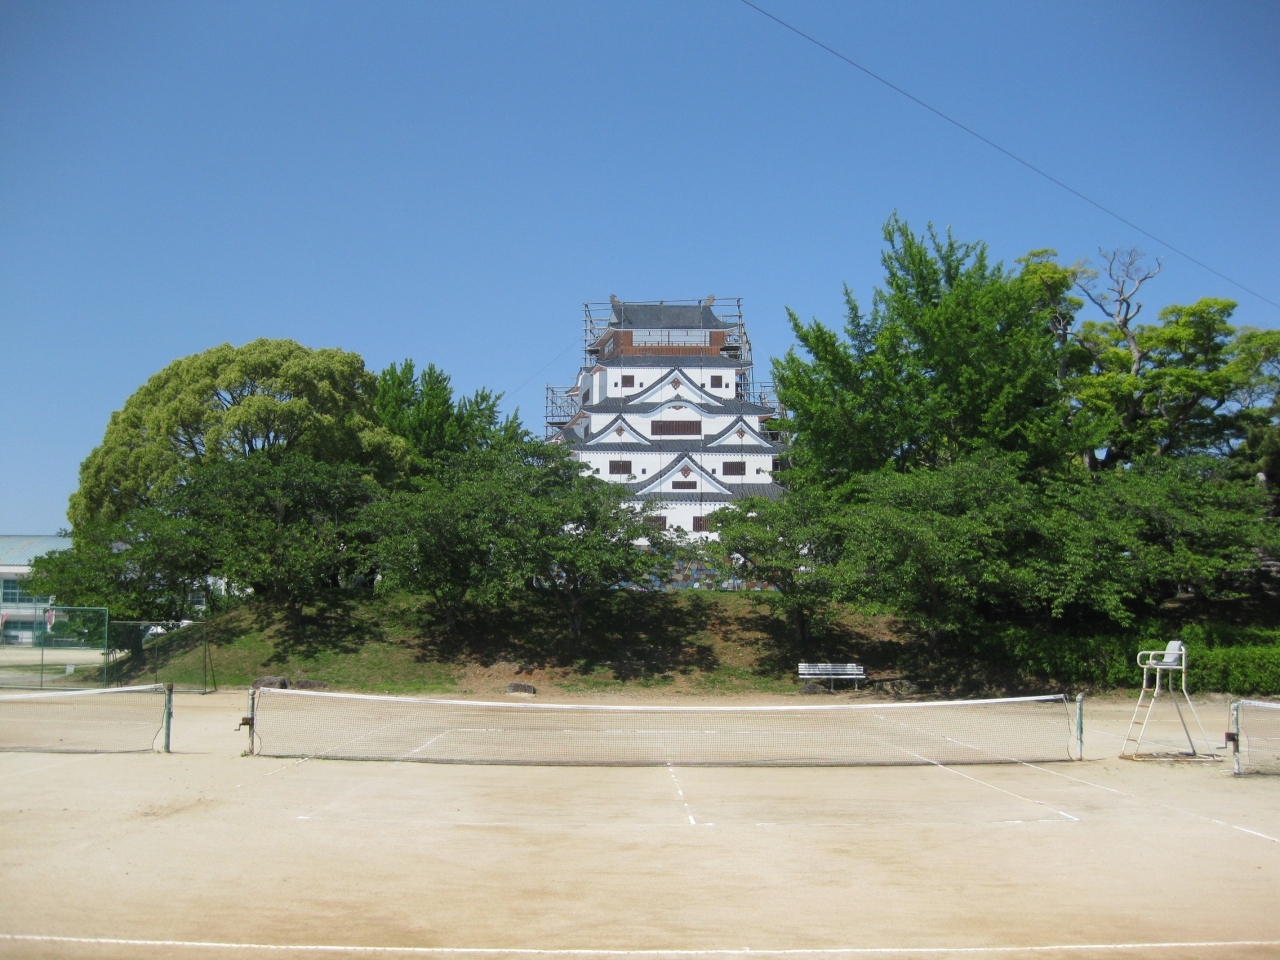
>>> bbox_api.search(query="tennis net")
[0,684,171,753]
[251,689,1078,766]
[1231,699,1280,774]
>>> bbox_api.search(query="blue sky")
[2,0,1277,532]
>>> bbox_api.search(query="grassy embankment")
[106,590,1280,697]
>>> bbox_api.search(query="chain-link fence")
[0,605,110,689]
[106,621,216,693]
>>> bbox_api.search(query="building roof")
[598,355,743,369]
[629,484,785,503]
[610,301,736,331]
[571,440,784,455]
[0,535,71,567]
[582,397,774,417]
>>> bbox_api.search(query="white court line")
[408,731,451,755]
[1015,761,1280,843]
[871,719,1078,824]
[4,934,1280,954]
[0,755,88,780]
[290,816,1069,828]
[915,758,1078,823]
[666,764,697,825]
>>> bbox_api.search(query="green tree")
[830,454,1276,635]
[773,217,1079,485]
[1084,456,1278,609]
[24,511,210,622]
[518,452,670,648]
[71,339,402,527]
[1070,250,1280,469]
[709,489,842,653]
[170,453,374,624]
[364,450,527,632]
[1237,327,1280,508]
[375,360,524,463]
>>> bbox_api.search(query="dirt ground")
[1,689,1278,960]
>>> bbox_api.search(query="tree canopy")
[28,219,1280,683]
[70,338,403,527]
[774,218,1079,484]
[374,360,524,465]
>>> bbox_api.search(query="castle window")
[647,516,667,531]
[711,376,723,388]
[651,421,701,436]
[722,461,747,476]
[692,516,709,532]
[671,481,697,490]
[622,375,634,388]
[608,460,632,475]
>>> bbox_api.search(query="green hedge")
[1186,644,1280,696]
[981,622,1280,694]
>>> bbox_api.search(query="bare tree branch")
[1077,247,1162,377]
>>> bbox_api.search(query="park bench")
[798,662,865,691]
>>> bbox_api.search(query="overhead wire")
[737,0,1280,312]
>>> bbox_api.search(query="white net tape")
[253,689,1076,766]
[1237,699,1280,774]
[0,684,168,753]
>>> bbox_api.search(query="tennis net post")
[1231,699,1280,775]
[163,683,173,753]
[1076,693,1084,761]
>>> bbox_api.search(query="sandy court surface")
[1,690,1277,960]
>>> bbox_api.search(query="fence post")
[1076,693,1085,761]
[163,683,174,753]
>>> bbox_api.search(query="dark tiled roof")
[570,440,784,454]
[598,355,744,368]
[582,397,773,416]
[628,484,785,503]
[610,302,736,330]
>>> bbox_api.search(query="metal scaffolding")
[546,297,774,439]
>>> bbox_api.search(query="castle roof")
[609,301,736,331]
[598,355,742,368]
[628,485,785,503]
[582,397,774,417]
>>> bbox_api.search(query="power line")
[737,0,1280,312]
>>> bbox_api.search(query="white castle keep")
[546,297,785,537]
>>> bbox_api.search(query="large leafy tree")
[831,453,1276,636]
[1071,251,1280,468]
[773,217,1080,485]
[71,339,403,527]
[375,360,524,464]
[24,511,211,621]
[363,449,528,632]
[168,453,374,623]
[518,450,671,647]
[771,224,1278,651]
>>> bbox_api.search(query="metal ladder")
[1121,643,1212,758]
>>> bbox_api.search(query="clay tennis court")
[1,691,1278,960]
